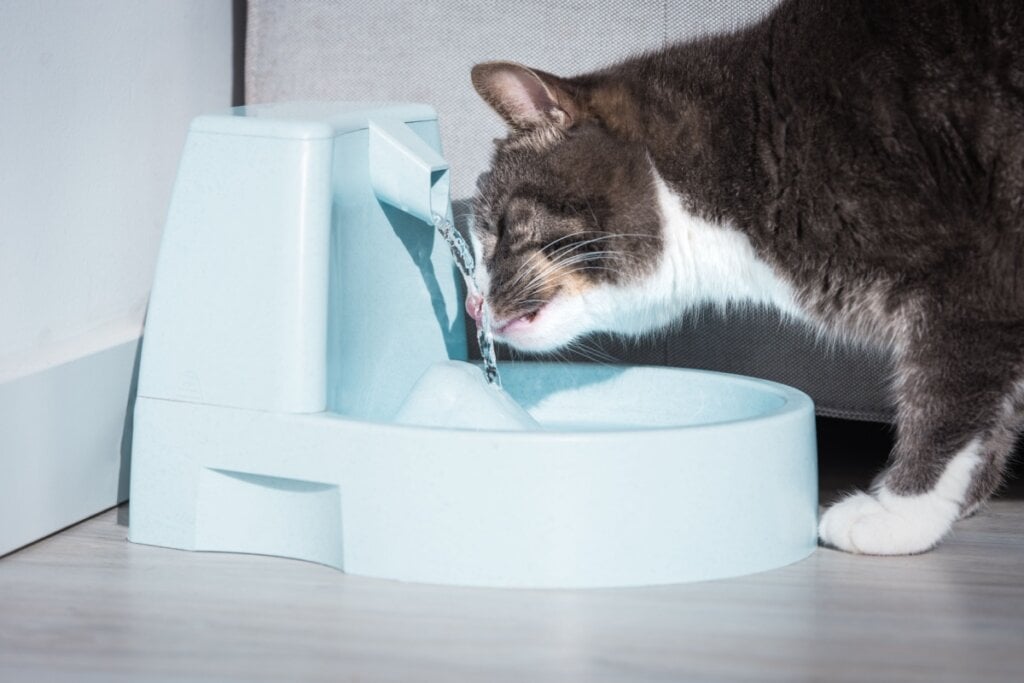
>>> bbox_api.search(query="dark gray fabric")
[246,0,896,422]
[662,308,894,421]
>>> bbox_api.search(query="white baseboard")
[0,338,140,556]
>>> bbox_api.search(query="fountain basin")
[129,102,816,588]
[130,362,817,588]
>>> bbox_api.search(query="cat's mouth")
[494,307,542,337]
[465,291,547,338]
[490,294,585,353]
[485,281,592,352]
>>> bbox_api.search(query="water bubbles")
[432,214,501,386]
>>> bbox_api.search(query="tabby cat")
[467,0,1024,554]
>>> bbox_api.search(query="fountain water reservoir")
[128,102,818,588]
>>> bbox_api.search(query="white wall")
[0,0,234,381]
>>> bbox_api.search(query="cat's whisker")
[510,258,628,305]
[537,232,590,254]
[543,234,616,256]
[538,234,652,269]
[566,338,620,366]
[531,248,634,280]
[511,267,622,313]
[512,256,577,296]
[551,244,649,262]
[529,256,635,284]
[503,249,552,292]
[542,235,640,262]
[550,250,640,267]
[513,235,624,283]
[561,230,662,241]
[579,337,622,363]
[497,235,655,303]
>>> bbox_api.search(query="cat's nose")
[466,293,484,323]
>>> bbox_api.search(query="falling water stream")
[432,214,501,386]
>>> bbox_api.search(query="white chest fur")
[582,171,805,336]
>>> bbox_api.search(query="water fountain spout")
[368,117,450,224]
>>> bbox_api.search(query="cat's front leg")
[818,448,981,555]
[819,335,1021,555]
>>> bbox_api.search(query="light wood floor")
[2,418,1022,682]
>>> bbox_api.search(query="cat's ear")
[471,61,580,130]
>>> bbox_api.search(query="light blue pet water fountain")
[129,102,818,588]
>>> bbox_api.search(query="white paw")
[818,490,957,555]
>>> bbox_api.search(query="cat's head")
[469,62,662,353]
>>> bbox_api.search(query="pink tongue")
[465,293,483,323]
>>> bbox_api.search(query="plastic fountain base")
[129,362,817,589]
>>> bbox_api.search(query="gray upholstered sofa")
[244,0,895,422]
